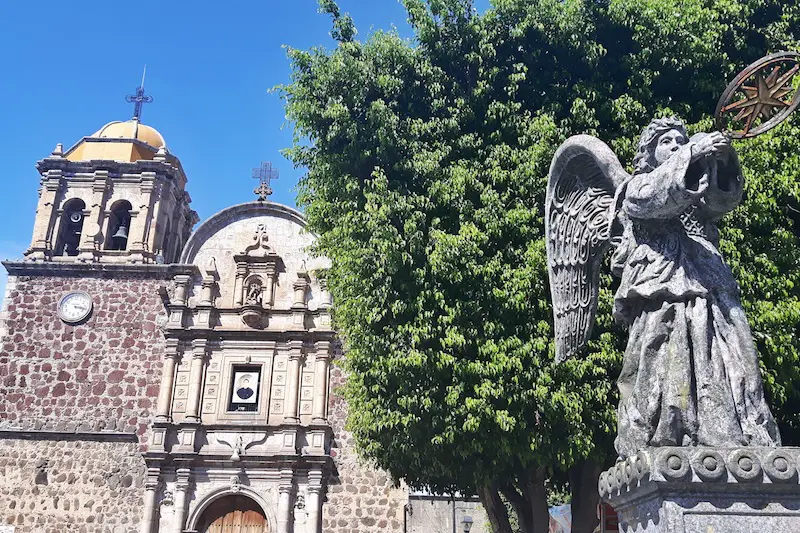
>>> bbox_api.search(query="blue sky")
[0,0,489,294]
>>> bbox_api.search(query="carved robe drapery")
[610,143,781,458]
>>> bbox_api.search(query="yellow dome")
[93,119,166,149]
[64,119,171,163]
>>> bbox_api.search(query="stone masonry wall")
[0,438,146,533]
[322,360,408,533]
[0,273,167,443]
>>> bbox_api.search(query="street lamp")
[462,515,473,533]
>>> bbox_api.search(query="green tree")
[279,1,800,532]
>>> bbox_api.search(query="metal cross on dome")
[125,66,153,121]
[252,161,279,201]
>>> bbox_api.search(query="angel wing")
[546,135,631,362]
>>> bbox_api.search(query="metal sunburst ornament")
[715,51,800,138]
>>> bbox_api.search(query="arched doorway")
[197,495,269,533]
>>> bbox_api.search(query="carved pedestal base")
[600,447,800,533]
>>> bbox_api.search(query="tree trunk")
[523,468,550,533]
[500,468,549,533]
[569,460,603,533]
[500,485,531,533]
[478,485,514,533]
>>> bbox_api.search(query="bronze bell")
[111,220,129,249]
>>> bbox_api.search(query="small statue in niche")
[245,280,263,306]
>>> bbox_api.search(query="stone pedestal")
[600,447,800,533]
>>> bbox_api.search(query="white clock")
[57,291,93,324]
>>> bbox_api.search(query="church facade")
[0,115,409,533]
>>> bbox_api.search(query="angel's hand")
[692,132,729,161]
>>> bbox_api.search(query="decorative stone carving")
[295,493,306,510]
[160,490,174,506]
[230,474,241,493]
[214,432,268,461]
[234,223,282,328]
[600,447,800,532]
[244,223,272,256]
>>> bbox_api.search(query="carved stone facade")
[0,118,411,533]
[144,201,338,533]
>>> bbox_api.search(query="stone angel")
[546,117,781,458]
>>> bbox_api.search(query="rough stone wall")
[0,273,167,443]
[407,496,489,533]
[322,360,408,533]
[0,438,145,533]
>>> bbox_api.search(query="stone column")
[292,271,309,307]
[263,264,277,308]
[317,277,332,329]
[172,467,191,533]
[139,467,161,533]
[277,469,294,533]
[200,276,215,305]
[292,271,310,328]
[172,275,192,306]
[78,170,109,261]
[318,277,332,308]
[146,181,167,255]
[233,264,247,306]
[155,339,181,421]
[307,468,324,533]
[185,339,208,422]
[28,169,63,259]
[284,340,304,423]
[129,172,157,262]
[168,275,192,328]
[311,340,331,423]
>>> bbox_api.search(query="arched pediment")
[180,201,309,264]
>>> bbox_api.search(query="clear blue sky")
[0,0,489,293]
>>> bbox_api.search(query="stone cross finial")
[252,161,279,201]
[125,66,153,121]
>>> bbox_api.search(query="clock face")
[58,291,93,323]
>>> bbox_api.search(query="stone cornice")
[600,446,800,504]
[36,155,186,182]
[0,429,139,443]
[2,260,199,279]
[162,328,337,344]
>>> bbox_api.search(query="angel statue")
[546,116,781,459]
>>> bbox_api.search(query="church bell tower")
[26,85,197,264]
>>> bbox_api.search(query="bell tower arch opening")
[106,199,132,251]
[196,495,269,533]
[54,198,86,257]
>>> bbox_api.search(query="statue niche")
[244,277,264,306]
[234,223,281,329]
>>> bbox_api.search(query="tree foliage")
[280,1,800,531]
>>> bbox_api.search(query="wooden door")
[199,495,268,533]
[205,509,266,533]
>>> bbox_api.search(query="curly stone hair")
[632,116,688,175]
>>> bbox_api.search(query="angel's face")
[654,129,688,166]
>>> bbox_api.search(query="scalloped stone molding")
[600,447,800,532]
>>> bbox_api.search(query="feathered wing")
[546,135,631,362]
